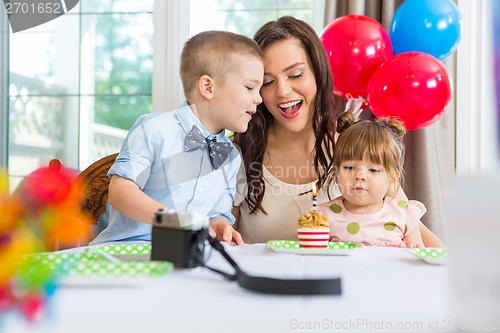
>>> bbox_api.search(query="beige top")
[234,166,340,244]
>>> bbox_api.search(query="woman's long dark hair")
[233,16,343,214]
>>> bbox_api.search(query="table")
[3,244,451,333]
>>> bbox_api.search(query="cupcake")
[296,210,330,248]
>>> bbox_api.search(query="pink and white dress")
[319,196,426,247]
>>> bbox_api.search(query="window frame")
[0,8,8,167]
[152,0,189,112]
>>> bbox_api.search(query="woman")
[232,16,444,247]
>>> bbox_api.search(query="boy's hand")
[209,217,244,245]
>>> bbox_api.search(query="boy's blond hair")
[180,30,264,100]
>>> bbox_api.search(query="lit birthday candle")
[311,182,317,211]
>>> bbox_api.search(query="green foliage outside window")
[92,2,153,131]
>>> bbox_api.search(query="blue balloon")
[390,0,463,60]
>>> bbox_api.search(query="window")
[4,0,154,189]
[189,0,326,37]
[2,0,324,189]
[153,0,325,113]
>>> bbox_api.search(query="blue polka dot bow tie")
[184,125,233,170]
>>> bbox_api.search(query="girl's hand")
[404,221,425,248]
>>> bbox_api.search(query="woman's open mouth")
[278,100,302,119]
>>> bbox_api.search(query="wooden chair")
[77,153,118,225]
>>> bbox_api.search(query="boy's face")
[209,54,263,133]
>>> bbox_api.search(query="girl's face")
[336,156,396,214]
[260,38,317,134]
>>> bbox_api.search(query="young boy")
[90,31,264,245]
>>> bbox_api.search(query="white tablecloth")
[4,244,452,333]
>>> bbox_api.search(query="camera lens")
[155,212,163,223]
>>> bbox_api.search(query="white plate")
[57,275,168,287]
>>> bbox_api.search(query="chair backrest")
[77,153,118,224]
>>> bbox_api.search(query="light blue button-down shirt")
[90,103,241,244]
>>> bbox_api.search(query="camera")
[150,210,342,295]
[151,209,209,268]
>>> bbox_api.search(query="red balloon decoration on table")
[18,160,77,209]
[367,52,452,130]
[320,15,393,98]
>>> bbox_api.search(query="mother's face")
[260,38,317,133]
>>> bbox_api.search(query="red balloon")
[321,15,393,98]
[367,52,452,130]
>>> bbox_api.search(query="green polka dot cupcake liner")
[23,243,172,278]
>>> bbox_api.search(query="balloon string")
[344,94,365,120]
[344,94,353,113]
